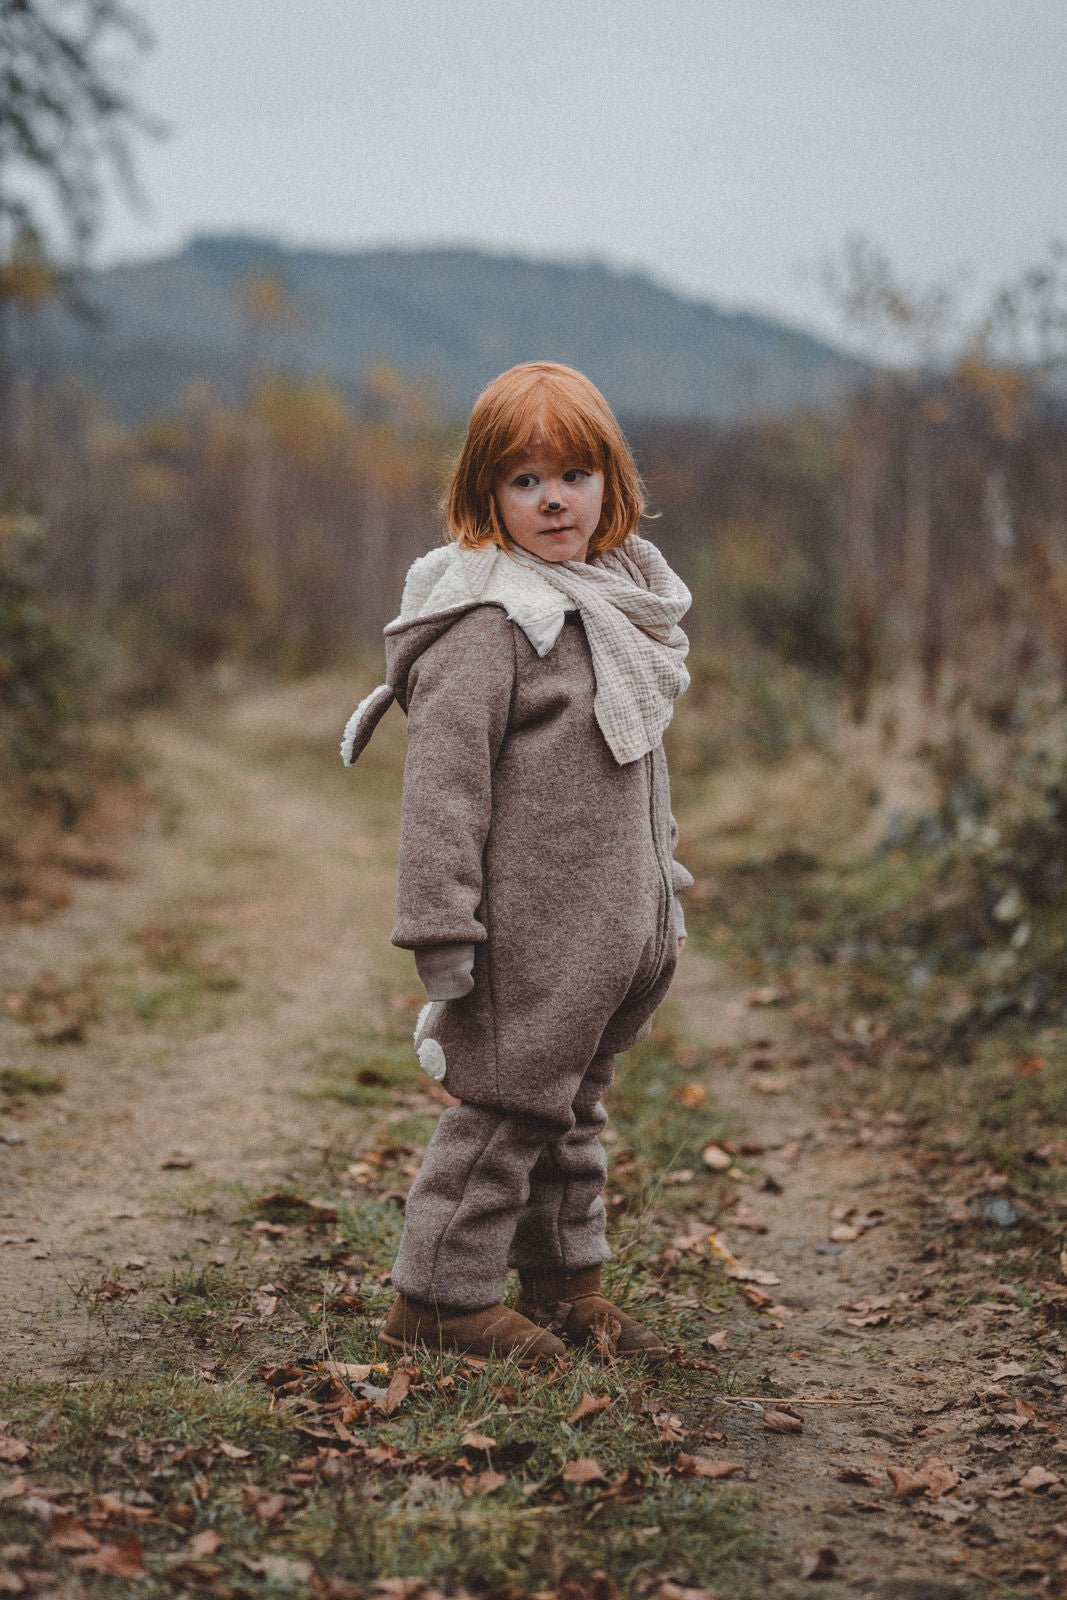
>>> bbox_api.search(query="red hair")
[445,362,649,556]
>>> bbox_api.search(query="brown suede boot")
[381,1292,566,1363]
[515,1265,669,1365]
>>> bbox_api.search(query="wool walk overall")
[383,603,689,1311]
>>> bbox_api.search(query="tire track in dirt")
[669,953,1058,1597]
[0,708,398,1378]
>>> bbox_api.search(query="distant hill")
[20,233,863,425]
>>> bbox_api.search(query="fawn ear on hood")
[340,542,574,766]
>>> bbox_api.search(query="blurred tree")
[0,0,161,487]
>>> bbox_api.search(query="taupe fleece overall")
[384,602,691,1312]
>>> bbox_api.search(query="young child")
[341,361,693,1364]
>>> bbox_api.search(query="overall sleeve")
[391,607,516,950]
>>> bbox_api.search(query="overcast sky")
[94,0,1067,342]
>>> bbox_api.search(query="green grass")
[0,1353,758,1598]
[116,917,242,1024]
[0,1064,65,1098]
[0,998,760,1597]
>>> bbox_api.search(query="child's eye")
[563,469,589,482]
[513,474,535,488]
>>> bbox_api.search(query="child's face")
[493,446,605,564]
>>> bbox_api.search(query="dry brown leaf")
[726,1265,780,1286]
[461,1469,506,1497]
[49,1515,100,1553]
[678,1083,707,1108]
[703,1330,729,1351]
[648,1584,721,1600]
[921,1460,960,1498]
[0,1441,30,1466]
[189,1530,222,1557]
[380,1365,415,1416]
[701,1144,732,1171]
[460,1431,497,1451]
[675,1454,744,1479]
[991,1360,1028,1381]
[741,1284,774,1308]
[563,1456,607,1483]
[315,1361,386,1384]
[568,1392,613,1425]
[651,1411,686,1444]
[1019,1465,1061,1492]
[89,1493,154,1523]
[240,1487,291,1524]
[71,1536,145,1578]
[887,1465,928,1498]
[215,1441,253,1461]
[252,1284,279,1319]
[764,1408,803,1434]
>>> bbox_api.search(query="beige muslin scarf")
[504,534,691,763]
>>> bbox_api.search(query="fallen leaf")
[741,1284,774,1308]
[887,1465,928,1498]
[675,1454,744,1479]
[702,1144,732,1171]
[240,1487,291,1524]
[563,1457,607,1483]
[568,1392,612,1425]
[252,1284,279,1319]
[215,1441,252,1461]
[314,1361,385,1383]
[1019,1465,1061,1492]
[726,1265,780,1286]
[648,1584,720,1600]
[71,1536,145,1578]
[243,1555,313,1583]
[651,1411,686,1444]
[380,1365,415,1416]
[922,1460,961,1498]
[703,1330,729,1352]
[461,1468,506,1497]
[764,1409,803,1434]
[991,1361,1028,1381]
[678,1083,707,1108]
[189,1530,222,1557]
[461,1430,497,1450]
[0,1442,29,1466]
[49,1515,100,1553]
[706,1231,740,1267]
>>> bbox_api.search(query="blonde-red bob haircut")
[445,361,649,557]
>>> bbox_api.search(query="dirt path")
[1,690,1058,1595]
[0,700,399,1376]
[670,954,1060,1595]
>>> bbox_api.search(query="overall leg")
[507,1052,615,1277]
[390,1101,565,1312]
